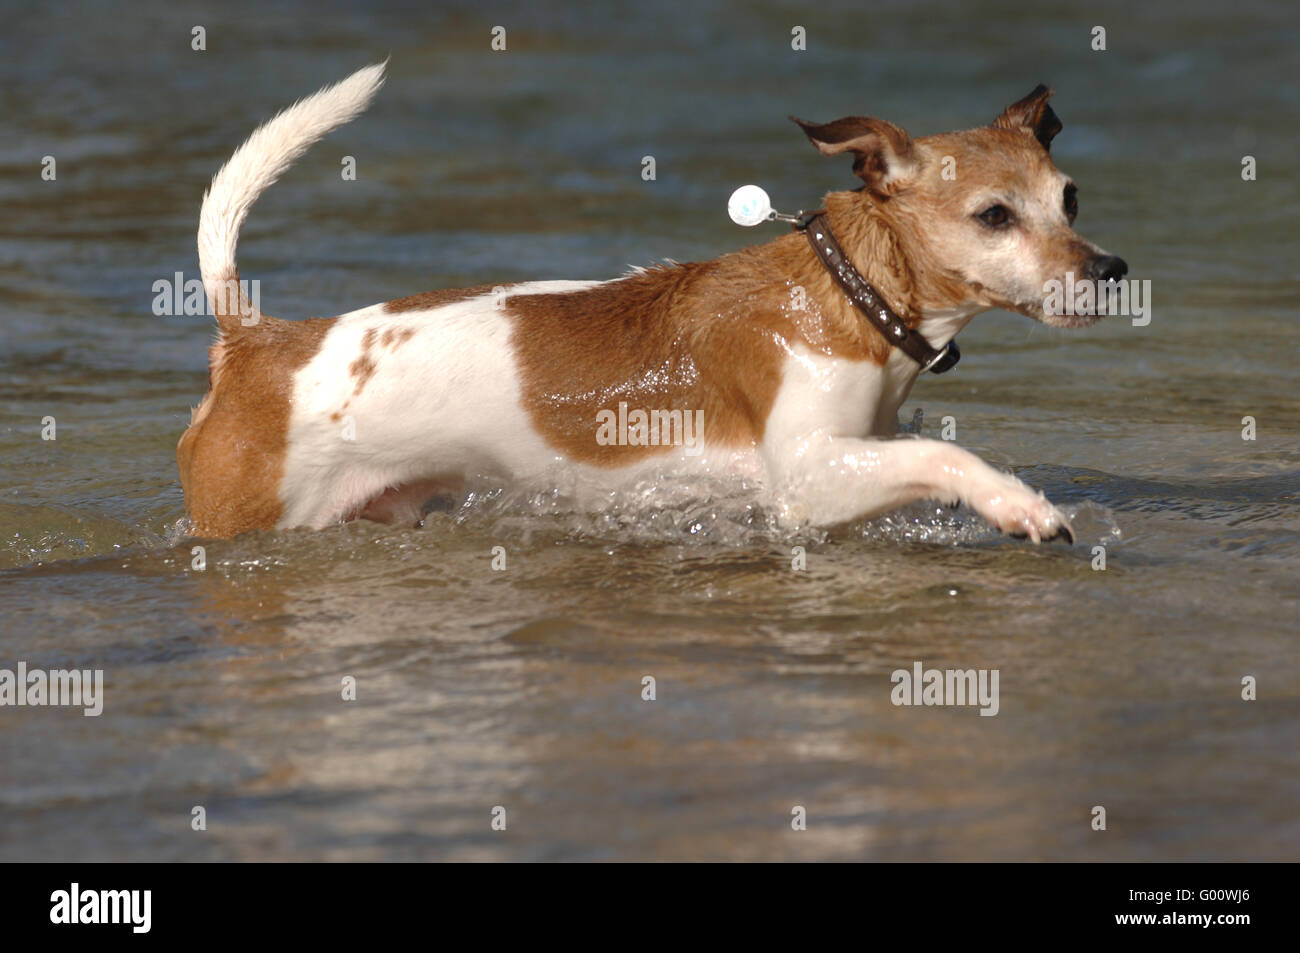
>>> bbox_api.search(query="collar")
[795,211,960,374]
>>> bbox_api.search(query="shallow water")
[1,0,1297,861]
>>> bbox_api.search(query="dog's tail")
[197,61,387,334]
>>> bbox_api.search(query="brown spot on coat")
[349,328,378,395]
[379,326,418,349]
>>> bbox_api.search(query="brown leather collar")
[796,211,960,374]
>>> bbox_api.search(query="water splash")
[417,468,1124,550]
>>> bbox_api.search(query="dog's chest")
[763,350,904,448]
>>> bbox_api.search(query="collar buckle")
[919,340,961,374]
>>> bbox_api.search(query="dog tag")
[728,185,774,226]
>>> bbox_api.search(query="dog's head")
[793,86,1126,327]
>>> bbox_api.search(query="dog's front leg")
[768,434,1073,542]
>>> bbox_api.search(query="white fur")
[279,283,755,529]
[198,62,387,309]
[870,305,982,432]
[281,283,570,528]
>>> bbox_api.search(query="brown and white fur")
[179,63,1127,541]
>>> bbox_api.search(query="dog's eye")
[976,204,1012,228]
[1064,183,1078,222]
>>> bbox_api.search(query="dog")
[179,62,1126,541]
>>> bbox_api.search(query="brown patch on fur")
[177,314,334,538]
[349,328,378,395]
[507,188,969,467]
[382,283,498,314]
[378,326,417,349]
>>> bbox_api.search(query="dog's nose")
[1086,255,1128,282]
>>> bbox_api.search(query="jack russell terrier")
[179,62,1127,541]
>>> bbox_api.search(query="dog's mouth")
[1034,306,1107,329]
[960,274,1129,329]
[964,287,1083,327]
[1038,269,1136,328]
[1010,274,1132,329]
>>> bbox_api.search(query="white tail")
[197,61,387,331]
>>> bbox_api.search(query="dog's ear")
[791,115,917,196]
[993,84,1062,152]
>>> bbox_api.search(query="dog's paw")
[966,476,1073,544]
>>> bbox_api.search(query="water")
[1,0,1297,861]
